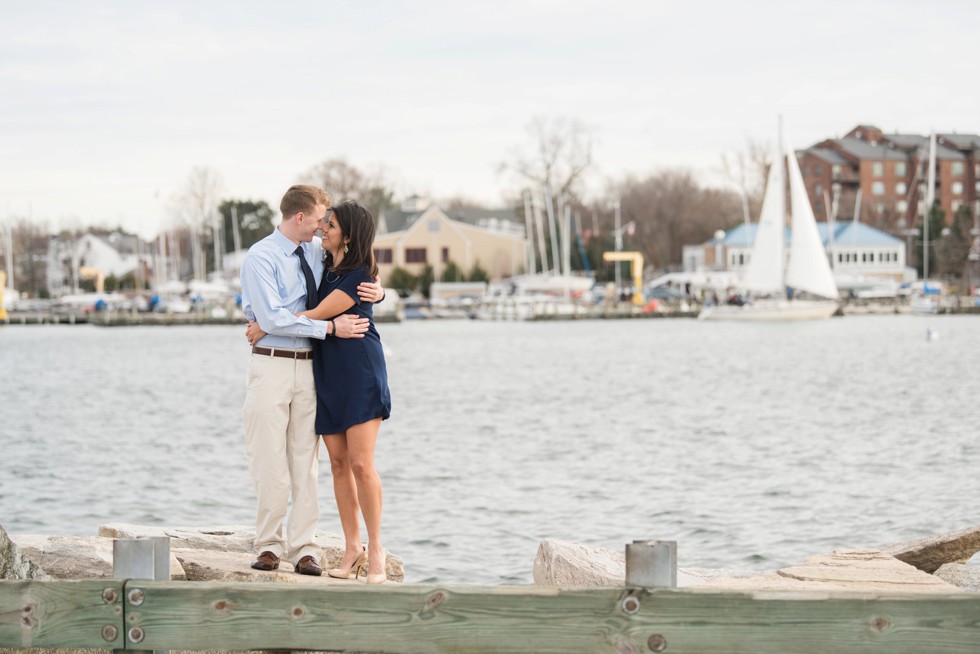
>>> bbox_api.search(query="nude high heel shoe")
[366,550,387,585]
[328,548,367,580]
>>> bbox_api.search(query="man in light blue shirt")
[240,184,383,576]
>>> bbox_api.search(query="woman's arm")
[299,288,356,321]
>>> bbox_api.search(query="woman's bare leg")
[322,433,363,567]
[345,419,384,575]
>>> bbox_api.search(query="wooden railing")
[3,578,980,652]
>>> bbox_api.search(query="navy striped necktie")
[294,246,317,310]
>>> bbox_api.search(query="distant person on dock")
[247,199,392,584]
[240,185,384,577]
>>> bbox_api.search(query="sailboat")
[699,120,840,321]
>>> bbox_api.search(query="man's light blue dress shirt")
[240,228,327,349]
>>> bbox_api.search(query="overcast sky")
[2,0,977,237]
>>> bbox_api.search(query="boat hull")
[698,299,839,321]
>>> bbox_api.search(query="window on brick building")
[832,164,841,179]
[813,164,822,175]
[895,162,907,176]
[405,248,427,263]
[872,162,884,176]
[952,162,964,176]
[872,182,885,195]
[815,183,823,195]
[895,182,907,195]
[374,248,393,264]
[952,182,964,195]
[896,200,908,213]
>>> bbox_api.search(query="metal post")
[614,199,622,292]
[113,537,171,654]
[625,540,677,588]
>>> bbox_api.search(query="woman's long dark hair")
[324,199,379,279]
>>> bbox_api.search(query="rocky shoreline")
[5,521,979,593]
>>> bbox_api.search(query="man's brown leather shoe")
[295,555,322,576]
[250,551,280,571]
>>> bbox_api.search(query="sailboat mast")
[544,183,561,275]
[924,131,937,280]
[522,191,536,275]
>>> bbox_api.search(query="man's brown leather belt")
[251,346,314,360]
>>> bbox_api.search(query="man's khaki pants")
[243,353,321,565]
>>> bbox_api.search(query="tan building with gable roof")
[374,199,527,283]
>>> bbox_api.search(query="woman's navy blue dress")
[312,267,391,435]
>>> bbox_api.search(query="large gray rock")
[99,523,261,552]
[11,534,186,580]
[934,563,980,592]
[533,539,624,586]
[771,549,958,593]
[0,523,47,580]
[881,524,980,573]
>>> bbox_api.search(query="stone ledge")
[2,523,403,583]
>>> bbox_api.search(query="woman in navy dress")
[299,200,391,583]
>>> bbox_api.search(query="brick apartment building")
[798,125,980,232]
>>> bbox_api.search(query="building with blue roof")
[683,220,908,282]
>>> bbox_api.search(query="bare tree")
[303,158,395,219]
[502,116,594,198]
[500,116,595,274]
[7,217,51,297]
[720,137,770,220]
[610,169,742,271]
[169,166,225,280]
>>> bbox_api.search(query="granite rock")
[0,522,47,580]
[933,563,980,592]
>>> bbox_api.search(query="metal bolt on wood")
[102,587,118,604]
[101,624,118,642]
[129,626,145,644]
[128,588,145,606]
[647,633,667,652]
[621,596,640,614]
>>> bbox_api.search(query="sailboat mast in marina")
[699,119,840,321]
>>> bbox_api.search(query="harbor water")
[1,315,978,584]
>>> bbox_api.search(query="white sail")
[784,130,839,300]
[741,150,786,295]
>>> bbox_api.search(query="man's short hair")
[280,185,330,220]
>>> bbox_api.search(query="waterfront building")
[375,197,527,282]
[798,125,980,232]
[47,231,151,294]
[684,221,907,283]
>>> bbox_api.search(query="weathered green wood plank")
[0,580,123,648]
[123,582,980,653]
[3,580,980,652]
